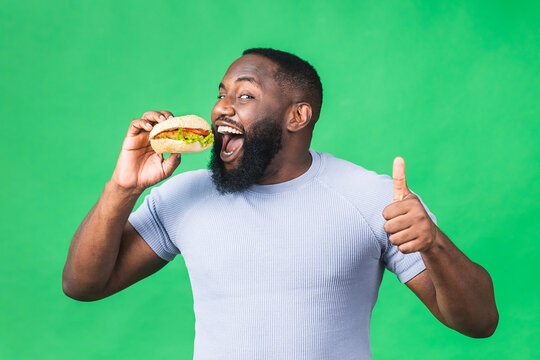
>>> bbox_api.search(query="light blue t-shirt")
[129,150,435,360]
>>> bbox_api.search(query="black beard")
[209,120,283,194]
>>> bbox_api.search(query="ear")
[286,103,312,132]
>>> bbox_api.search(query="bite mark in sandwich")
[149,115,214,154]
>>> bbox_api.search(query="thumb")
[162,153,182,178]
[393,156,410,202]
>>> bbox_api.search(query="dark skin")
[212,54,313,183]
[63,54,498,338]
[387,158,498,337]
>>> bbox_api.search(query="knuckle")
[142,110,157,119]
[383,204,395,219]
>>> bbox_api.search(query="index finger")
[141,110,174,123]
[159,110,174,119]
[127,118,154,136]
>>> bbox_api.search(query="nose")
[212,95,235,119]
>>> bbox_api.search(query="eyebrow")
[236,76,260,86]
[219,76,261,89]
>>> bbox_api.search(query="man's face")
[209,55,289,193]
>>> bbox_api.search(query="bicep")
[406,269,448,326]
[100,221,169,298]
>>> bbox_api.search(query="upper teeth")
[217,126,243,135]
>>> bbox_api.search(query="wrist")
[106,179,144,199]
[421,227,445,258]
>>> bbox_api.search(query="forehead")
[221,54,280,88]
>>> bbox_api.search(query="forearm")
[421,228,498,337]
[62,180,141,299]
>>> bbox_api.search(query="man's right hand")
[111,110,182,193]
[64,110,180,301]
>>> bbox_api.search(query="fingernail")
[160,115,165,120]
[168,115,173,119]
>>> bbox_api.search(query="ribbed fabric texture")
[129,150,435,360]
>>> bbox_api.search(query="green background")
[1,0,538,358]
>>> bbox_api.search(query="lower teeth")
[223,151,233,156]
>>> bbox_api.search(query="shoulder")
[316,151,394,204]
[314,150,436,228]
[314,151,394,245]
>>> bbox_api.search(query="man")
[63,48,498,359]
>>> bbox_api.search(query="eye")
[217,94,225,99]
[240,94,254,99]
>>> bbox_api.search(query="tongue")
[224,134,244,153]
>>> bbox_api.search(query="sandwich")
[149,115,214,154]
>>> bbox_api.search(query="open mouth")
[217,125,245,162]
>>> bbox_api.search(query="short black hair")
[242,48,323,123]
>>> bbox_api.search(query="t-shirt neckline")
[246,149,321,195]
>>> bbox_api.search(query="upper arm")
[98,221,169,299]
[405,269,448,326]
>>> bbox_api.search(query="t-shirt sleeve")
[128,169,212,261]
[318,154,437,284]
[129,189,180,261]
[382,241,426,283]
[350,168,436,283]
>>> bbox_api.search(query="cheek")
[265,96,288,118]
[237,99,283,129]
[235,105,258,125]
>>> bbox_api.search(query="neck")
[256,148,312,185]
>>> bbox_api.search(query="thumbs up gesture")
[382,157,438,254]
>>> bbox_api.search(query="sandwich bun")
[149,115,213,154]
